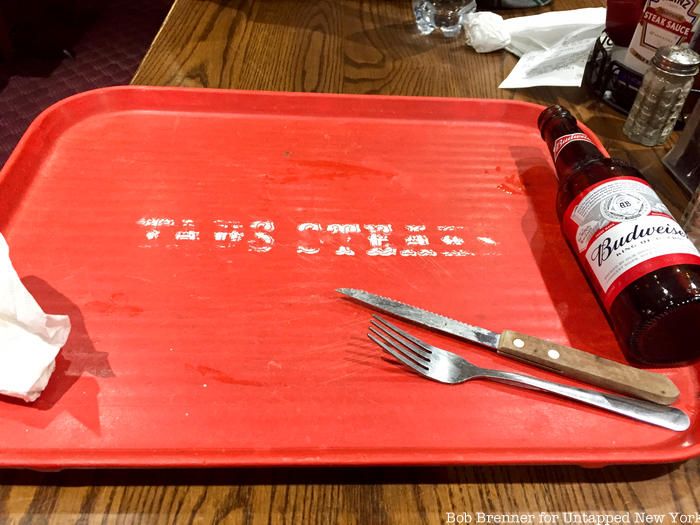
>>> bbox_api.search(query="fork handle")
[498,330,680,405]
[480,369,689,432]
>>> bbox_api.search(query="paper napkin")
[499,8,606,89]
[0,234,71,402]
[463,7,606,88]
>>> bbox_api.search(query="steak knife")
[337,288,680,405]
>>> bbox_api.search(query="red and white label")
[553,133,594,163]
[644,7,694,38]
[563,176,700,310]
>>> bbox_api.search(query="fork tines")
[368,315,431,373]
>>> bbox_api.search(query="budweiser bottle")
[538,105,700,365]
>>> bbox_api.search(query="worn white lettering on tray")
[249,220,275,253]
[213,220,245,245]
[297,223,322,254]
[175,219,199,241]
[401,225,437,257]
[365,224,397,256]
[477,237,497,245]
[137,218,500,257]
[438,225,472,256]
[137,217,176,240]
[327,224,362,256]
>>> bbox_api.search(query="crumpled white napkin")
[0,234,71,402]
[464,12,511,53]
[463,8,606,88]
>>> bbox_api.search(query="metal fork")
[368,315,689,432]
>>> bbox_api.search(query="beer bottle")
[538,105,700,365]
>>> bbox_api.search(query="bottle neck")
[541,115,606,180]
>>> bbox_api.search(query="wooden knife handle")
[498,330,680,405]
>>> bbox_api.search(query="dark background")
[0,0,173,168]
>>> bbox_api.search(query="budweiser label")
[553,133,594,163]
[563,177,700,309]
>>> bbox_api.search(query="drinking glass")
[413,0,476,38]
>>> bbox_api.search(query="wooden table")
[2,0,699,522]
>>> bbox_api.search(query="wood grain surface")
[2,0,698,523]
[132,0,686,213]
[1,464,700,524]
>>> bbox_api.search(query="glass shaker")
[623,45,700,146]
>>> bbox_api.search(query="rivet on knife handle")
[498,330,680,405]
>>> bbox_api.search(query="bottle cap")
[651,45,700,77]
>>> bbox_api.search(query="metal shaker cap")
[651,45,700,76]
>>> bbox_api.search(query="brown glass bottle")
[538,105,700,366]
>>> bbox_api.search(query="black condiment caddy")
[583,32,699,129]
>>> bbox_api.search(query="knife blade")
[337,288,680,405]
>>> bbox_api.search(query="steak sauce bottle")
[538,105,700,365]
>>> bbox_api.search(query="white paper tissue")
[0,234,71,402]
[499,8,606,89]
[463,7,606,88]
[464,12,511,53]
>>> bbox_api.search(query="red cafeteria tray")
[0,87,697,468]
